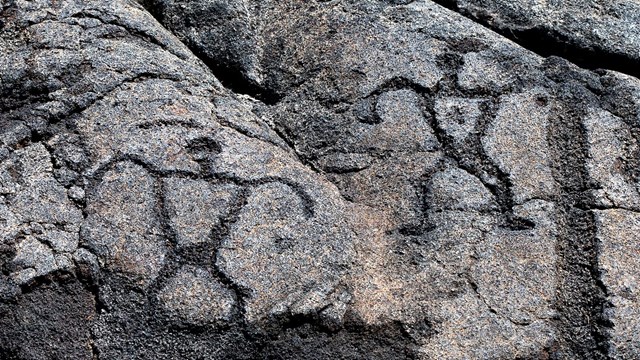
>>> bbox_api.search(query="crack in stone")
[429,0,640,81]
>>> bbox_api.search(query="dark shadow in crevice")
[432,0,640,80]
[139,0,281,105]
[188,45,282,105]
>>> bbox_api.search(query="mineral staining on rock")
[2,0,640,359]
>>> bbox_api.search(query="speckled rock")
[595,209,640,359]
[81,161,167,286]
[437,0,640,73]
[158,265,237,325]
[2,0,640,359]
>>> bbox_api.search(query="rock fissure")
[430,0,640,82]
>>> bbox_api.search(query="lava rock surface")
[1,0,640,359]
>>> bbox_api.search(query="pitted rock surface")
[1,0,640,359]
[432,0,640,77]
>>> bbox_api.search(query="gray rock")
[595,209,640,359]
[472,200,558,326]
[440,0,640,74]
[482,89,558,204]
[12,236,57,283]
[8,143,83,225]
[37,228,79,253]
[81,161,166,286]
[158,266,236,325]
[426,167,496,211]
[434,97,484,145]
[584,106,640,210]
[163,177,240,247]
[369,89,439,152]
[219,181,353,323]
[2,0,640,358]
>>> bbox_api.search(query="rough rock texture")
[434,0,640,78]
[1,0,640,359]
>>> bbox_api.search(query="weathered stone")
[458,49,541,93]
[158,266,236,325]
[434,97,484,145]
[442,0,640,72]
[7,144,82,225]
[473,200,558,325]
[37,228,78,253]
[2,0,640,358]
[12,236,57,283]
[164,177,240,247]
[218,181,353,323]
[368,89,439,152]
[482,89,558,204]
[595,209,640,359]
[584,108,640,209]
[81,161,166,286]
[426,167,496,211]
